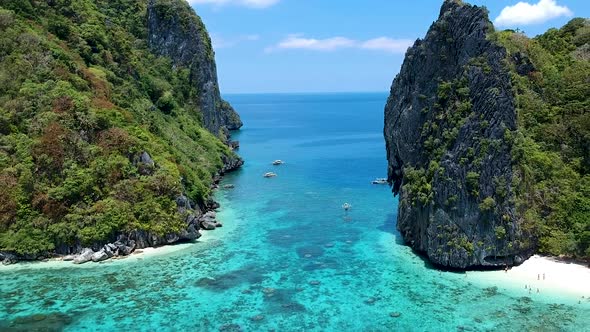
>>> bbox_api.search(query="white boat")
[342,203,352,211]
[264,172,277,178]
[272,160,284,165]
[372,178,388,185]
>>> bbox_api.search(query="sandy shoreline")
[0,228,220,271]
[3,216,589,305]
[467,255,590,303]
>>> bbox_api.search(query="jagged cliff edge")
[384,0,535,269]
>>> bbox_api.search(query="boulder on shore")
[91,250,109,262]
[103,245,114,258]
[200,221,217,230]
[180,224,201,241]
[115,240,135,256]
[0,252,18,265]
[62,255,76,262]
[73,248,94,264]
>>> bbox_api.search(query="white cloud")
[211,34,261,49]
[270,35,356,52]
[189,0,279,9]
[360,37,415,53]
[494,0,573,27]
[266,35,413,54]
[245,34,260,41]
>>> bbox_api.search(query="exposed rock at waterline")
[73,248,95,264]
[91,250,109,262]
[384,0,535,269]
[0,252,17,265]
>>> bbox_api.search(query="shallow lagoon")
[1,93,588,331]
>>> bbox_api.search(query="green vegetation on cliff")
[491,19,590,259]
[0,0,237,255]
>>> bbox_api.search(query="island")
[384,0,589,269]
[0,0,242,264]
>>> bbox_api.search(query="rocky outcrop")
[0,152,240,265]
[384,0,534,269]
[146,0,242,135]
[73,248,94,264]
[0,252,17,265]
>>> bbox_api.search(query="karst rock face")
[384,0,534,269]
[147,0,242,136]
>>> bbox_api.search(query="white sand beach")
[468,255,590,303]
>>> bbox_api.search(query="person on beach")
[543,273,545,280]
[537,274,540,280]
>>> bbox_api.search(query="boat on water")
[342,203,352,211]
[372,178,388,185]
[272,160,284,165]
[264,172,277,178]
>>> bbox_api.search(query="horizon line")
[222,90,389,95]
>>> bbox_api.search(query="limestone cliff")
[384,0,535,269]
[0,0,243,263]
[147,0,242,136]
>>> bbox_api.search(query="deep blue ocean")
[0,93,588,331]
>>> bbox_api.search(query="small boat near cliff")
[342,203,352,211]
[264,172,277,178]
[272,160,284,165]
[372,178,388,185]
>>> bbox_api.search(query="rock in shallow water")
[219,324,242,332]
[201,221,217,230]
[7,312,73,331]
[250,314,265,322]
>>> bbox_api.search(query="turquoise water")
[1,93,589,331]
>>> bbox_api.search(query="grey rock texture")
[135,151,156,175]
[91,250,109,262]
[0,252,17,265]
[384,0,534,269]
[73,248,94,264]
[147,0,242,135]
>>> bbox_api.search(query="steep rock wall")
[384,0,535,269]
[147,0,242,136]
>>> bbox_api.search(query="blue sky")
[189,0,589,93]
